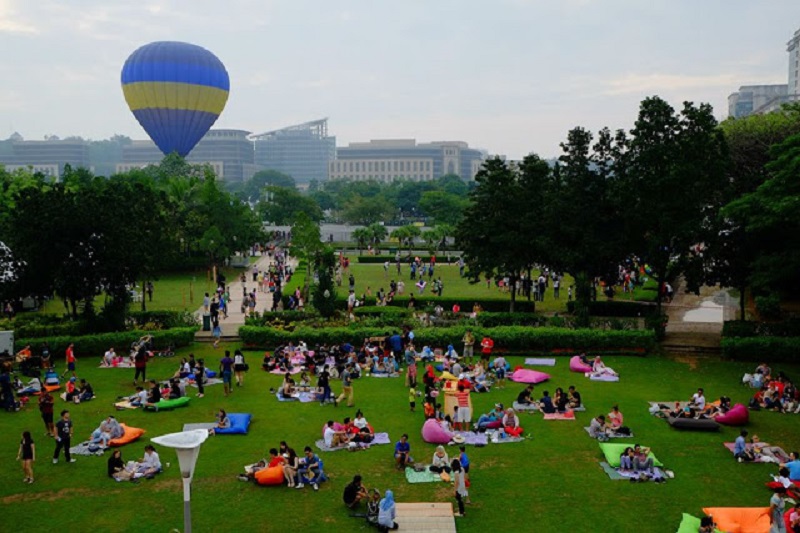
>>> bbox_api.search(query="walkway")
[194,253,298,341]
[662,279,736,354]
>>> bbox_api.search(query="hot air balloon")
[121,41,229,157]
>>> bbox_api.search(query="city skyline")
[1,1,798,159]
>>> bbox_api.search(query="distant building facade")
[329,139,485,182]
[117,129,256,182]
[0,137,90,178]
[728,85,788,118]
[789,27,800,95]
[251,118,336,186]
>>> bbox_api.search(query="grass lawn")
[1,345,797,532]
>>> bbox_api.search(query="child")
[17,431,35,483]
[409,388,416,412]
[423,401,435,419]
[458,445,471,499]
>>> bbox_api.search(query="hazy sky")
[1,0,798,159]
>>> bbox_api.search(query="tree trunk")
[509,271,517,312]
[739,284,746,321]
[141,280,147,312]
[573,272,591,328]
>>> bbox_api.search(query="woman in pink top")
[606,405,623,431]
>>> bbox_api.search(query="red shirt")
[66,346,75,363]
[456,390,470,407]
[268,456,285,468]
[481,337,494,354]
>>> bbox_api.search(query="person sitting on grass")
[554,387,569,413]
[296,446,322,491]
[394,434,413,470]
[539,390,556,414]
[606,405,624,432]
[209,409,231,436]
[324,420,350,448]
[781,451,800,481]
[429,446,451,474]
[589,415,609,441]
[343,474,369,508]
[280,373,296,399]
[633,444,654,477]
[733,430,755,462]
[567,386,582,409]
[516,384,535,407]
[592,355,618,377]
[619,447,635,473]
[134,445,162,478]
[502,407,524,438]
[108,449,135,482]
[378,490,399,532]
[280,441,299,488]
[238,459,267,482]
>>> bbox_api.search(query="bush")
[353,306,412,318]
[246,311,317,327]
[567,300,657,317]
[240,325,655,353]
[722,319,800,338]
[356,255,436,264]
[474,312,547,328]
[14,328,197,359]
[721,336,800,362]
[128,311,198,330]
[338,296,536,313]
[755,295,782,320]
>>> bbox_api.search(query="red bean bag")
[484,420,503,430]
[509,369,550,384]
[108,424,145,447]
[255,466,284,486]
[421,418,453,444]
[569,356,593,373]
[716,404,749,426]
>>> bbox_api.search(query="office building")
[251,118,336,186]
[789,27,800,95]
[329,139,485,182]
[117,129,256,182]
[0,136,90,178]
[728,85,788,118]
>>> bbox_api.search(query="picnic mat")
[114,400,139,410]
[315,432,391,452]
[270,368,302,375]
[274,391,317,403]
[188,378,223,388]
[722,442,777,463]
[183,423,216,432]
[584,427,634,438]
[587,374,620,382]
[405,467,445,483]
[98,362,135,368]
[69,441,106,456]
[543,411,576,420]
[512,402,539,412]
[368,373,400,378]
[599,461,667,481]
[525,358,556,366]
[486,429,525,443]
[449,431,488,446]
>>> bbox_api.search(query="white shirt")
[104,350,115,363]
[142,451,161,471]
[323,426,336,447]
[137,390,148,404]
[353,417,368,430]
[692,393,706,410]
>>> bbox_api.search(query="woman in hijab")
[377,489,399,531]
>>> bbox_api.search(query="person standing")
[133,344,147,386]
[337,363,354,408]
[53,410,75,464]
[451,458,468,517]
[220,351,234,397]
[768,486,787,533]
[454,384,471,432]
[233,349,247,388]
[462,329,475,364]
[480,335,494,366]
[62,343,76,379]
[195,359,206,398]
[17,431,35,483]
[38,389,55,437]
[146,281,154,302]
[318,365,334,406]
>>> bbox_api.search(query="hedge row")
[567,300,657,317]
[14,328,197,358]
[245,311,317,326]
[240,325,655,353]
[721,337,800,362]
[337,296,536,313]
[722,320,800,338]
[128,311,199,329]
[355,255,439,264]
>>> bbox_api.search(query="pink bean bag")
[716,404,749,426]
[509,368,550,384]
[421,418,454,444]
[485,420,503,430]
[569,356,593,373]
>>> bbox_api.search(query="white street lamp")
[151,429,209,533]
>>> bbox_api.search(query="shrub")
[755,295,782,320]
[722,319,800,338]
[353,306,412,318]
[14,328,197,359]
[240,325,655,353]
[246,311,317,327]
[721,336,800,362]
[567,300,657,317]
[128,311,198,330]
[356,255,436,264]
[337,296,536,313]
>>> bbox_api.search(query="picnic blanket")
[69,441,106,456]
[449,431,488,446]
[486,429,525,443]
[98,362,135,368]
[512,402,539,412]
[599,461,667,481]
[269,368,302,375]
[314,432,391,452]
[543,411,576,420]
[274,391,318,403]
[722,442,778,463]
[114,400,139,410]
[368,372,400,378]
[405,467,445,483]
[524,358,556,366]
[584,427,634,438]
[587,373,619,382]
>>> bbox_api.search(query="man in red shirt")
[480,336,494,365]
[62,343,77,379]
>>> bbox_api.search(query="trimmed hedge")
[721,336,800,362]
[353,306,412,318]
[567,300,656,317]
[128,311,199,329]
[14,328,197,359]
[722,320,800,338]
[240,325,655,354]
[245,311,316,327]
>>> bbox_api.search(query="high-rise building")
[251,118,336,186]
[0,136,90,178]
[789,27,800,95]
[117,129,256,182]
[728,84,788,118]
[329,139,485,182]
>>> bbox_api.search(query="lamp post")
[151,429,209,533]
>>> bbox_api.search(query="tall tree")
[290,213,322,300]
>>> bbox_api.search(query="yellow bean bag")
[109,424,145,447]
[255,466,284,486]
[701,507,770,533]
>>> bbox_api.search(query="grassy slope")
[1,344,797,533]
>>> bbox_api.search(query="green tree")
[390,225,421,253]
[341,194,394,225]
[367,222,388,245]
[258,186,323,224]
[351,227,371,255]
[418,190,469,226]
[312,247,338,318]
[290,213,322,300]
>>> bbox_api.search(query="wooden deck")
[395,502,457,532]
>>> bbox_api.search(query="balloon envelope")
[121,41,229,157]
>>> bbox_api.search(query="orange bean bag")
[108,424,145,447]
[701,507,770,533]
[255,466,284,486]
[44,384,61,393]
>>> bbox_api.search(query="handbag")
[243,363,250,372]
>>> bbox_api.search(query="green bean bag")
[599,442,663,468]
[144,396,190,412]
[676,513,721,533]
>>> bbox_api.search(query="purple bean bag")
[421,418,454,444]
[569,356,593,373]
[484,420,503,430]
[716,403,749,426]
[509,368,550,384]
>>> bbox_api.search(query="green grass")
[1,345,798,532]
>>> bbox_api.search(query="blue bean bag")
[215,413,252,435]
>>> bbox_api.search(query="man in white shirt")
[690,388,706,411]
[136,445,162,476]
[323,420,349,448]
[103,348,116,366]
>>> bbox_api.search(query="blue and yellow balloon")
[121,41,229,157]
